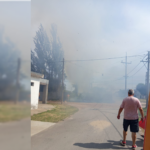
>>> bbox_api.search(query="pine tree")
[31,24,64,92]
[32,24,52,77]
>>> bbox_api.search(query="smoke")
[32,0,149,95]
[0,2,30,150]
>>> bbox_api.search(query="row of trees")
[31,24,64,93]
[117,83,147,99]
[0,28,29,101]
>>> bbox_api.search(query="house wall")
[31,79,40,109]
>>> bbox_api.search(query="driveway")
[0,118,30,150]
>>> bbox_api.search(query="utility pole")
[121,53,131,95]
[141,51,150,108]
[61,58,64,105]
[15,58,21,104]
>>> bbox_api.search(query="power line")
[127,54,147,75]
[129,64,145,77]
[64,55,144,62]
[127,62,141,75]
[13,54,144,63]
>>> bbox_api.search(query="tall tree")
[50,24,64,90]
[32,24,51,77]
[31,24,64,92]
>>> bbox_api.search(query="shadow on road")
[74,139,143,149]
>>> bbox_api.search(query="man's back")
[120,96,142,120]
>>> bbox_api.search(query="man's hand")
[139,108,144,122]
[117,107,123,120]
[141,117,144,122]
[117,115,120,119]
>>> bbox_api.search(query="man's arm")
[117,107,123,119]
[139,107,144,121]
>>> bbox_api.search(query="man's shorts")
[123,119,139,133]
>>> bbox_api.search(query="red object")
[139,117,146,129]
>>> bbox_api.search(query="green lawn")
[31,104,78,123]
[0,103,30,122]
[138,107,147,120]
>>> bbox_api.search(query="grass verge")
[138,107,147,120]
[0,103,30,122]
[31,104,78,123]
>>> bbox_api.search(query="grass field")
[31,104,78,123]
[0,103,30,122]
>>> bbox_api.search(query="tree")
[31,24,64,92]
[136,83,146,96]
[49,24,64,91]
[0,27,20,100]
[31,24,51,76]
[134,89,141,99]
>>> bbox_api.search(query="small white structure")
[31,72,49,109]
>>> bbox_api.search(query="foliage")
[31,24,64,92]
[0,28,20,100]
[136,83,146,96]
[138,107,147,120]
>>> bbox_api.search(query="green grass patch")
[0,104,30,122]
[31,104,78,123]
[138,107,147,120]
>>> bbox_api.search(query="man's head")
[128,89,134,96]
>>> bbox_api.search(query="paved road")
[31,103,143,150]
[0,118,30,150]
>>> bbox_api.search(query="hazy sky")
[32,0,150,92]
[0,0,149,92]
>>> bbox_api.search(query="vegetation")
[0,103,30,122]
[138,107,147,120]
[31,104,78,123]
[136,83,146,97]
[31,24,65,94]
[0,28,20,100]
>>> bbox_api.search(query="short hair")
[128,89,134,95]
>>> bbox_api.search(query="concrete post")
[42,85,48,104]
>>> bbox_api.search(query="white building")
[31,71,49,109]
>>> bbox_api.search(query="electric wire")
[127,62,141,75]
[64,55,144,62]
[130,64,145,77]
[127,54,147,75]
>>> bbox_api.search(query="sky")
[1,0,149,93]
[32,0,150,93]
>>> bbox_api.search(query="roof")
[31,71,44,78]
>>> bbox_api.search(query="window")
[31,82,34,86]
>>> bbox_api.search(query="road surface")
[0,118,30,150]
[31,103,143,150]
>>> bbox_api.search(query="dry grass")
[0,103,30,122]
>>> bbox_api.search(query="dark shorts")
[123,119,139,133]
